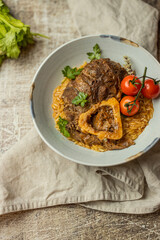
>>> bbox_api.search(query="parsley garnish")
[57,116,70,138]
[87,43,101,61]
[62,66,83,80]
[0,0,48,65]
[72,92,88,107]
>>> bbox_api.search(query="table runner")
[0,0,160,215]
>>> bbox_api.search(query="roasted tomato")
[120,96,140,116]
[121,75,141,96]
[141,79,160,99]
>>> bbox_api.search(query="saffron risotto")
[52,62,154,152]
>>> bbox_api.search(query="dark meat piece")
[82,58,123,103]
[73,76,91,96]
[97,85,108,102]
[91,106,114,131]
[67,128,101,146]
[82,134,101,146]
[61,58,132,150]
[62,86,78,104]
[62,58,126,107]
[104,137,134,150]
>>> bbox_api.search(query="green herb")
[0,0,48,65]
[72,92,88,107]
[87,43,101,61]
[62,66,83,80]
[57,116,70,138]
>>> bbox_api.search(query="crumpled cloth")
[0,0,160,215]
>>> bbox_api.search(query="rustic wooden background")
[0,0,160,239]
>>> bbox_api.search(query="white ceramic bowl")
[30,35,160,166]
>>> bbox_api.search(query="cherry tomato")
[141,79,160,99]
[120,96,140,116]
[121,75,141,96]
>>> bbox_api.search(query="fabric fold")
[67,0,159,58]
[0,128,145,215]
[0,0,160,215]
[82,141,160,214]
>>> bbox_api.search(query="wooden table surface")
[0,0,160,239]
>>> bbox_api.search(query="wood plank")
[0,0,160,239]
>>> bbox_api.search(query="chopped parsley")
[87,43,101,61]
[62,66,83,80]
[72,92,88,107]
[57,116,70,138]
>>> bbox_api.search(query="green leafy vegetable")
[0,0,48,65]
[87,43,101,60]
[72,92,88,107]
[62,66,83,80]
[57,116,70,138]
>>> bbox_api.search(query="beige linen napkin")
[0,0,160,215]
[68,0,158,58]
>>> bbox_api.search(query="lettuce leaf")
[0,0,48,64]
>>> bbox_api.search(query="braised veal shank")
[62,58,133,150]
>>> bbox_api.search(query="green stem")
[141,67,147,88]
[0,14,49,40]
[31,32,50,39]
[0,14,15,29]
[127,67,147,113]
[139,75,160,84]
[0,14,26,30]
[139,75,154,79]
[155,79,160,84]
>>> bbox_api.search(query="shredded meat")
[62,58,131,150]
[91,106,114,132]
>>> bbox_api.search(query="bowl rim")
[30,34,160,166]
